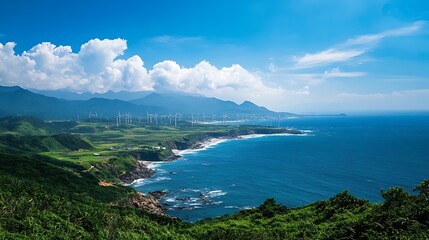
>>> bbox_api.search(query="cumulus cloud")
[0,38,283,105]
[0,38,153,93]
[150,60,284,104]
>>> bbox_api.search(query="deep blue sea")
[133,113,429,222]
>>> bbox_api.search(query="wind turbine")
[174,113,179,126]
[222,114,228,124]
[116,112,123,127]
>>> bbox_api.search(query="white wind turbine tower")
[174,113,179,126]
[116,112,123,127]
[147,113,155,124]
[222,114,228,124]
[128,113,132,124]
[168,113,172,125]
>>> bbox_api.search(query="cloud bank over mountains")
[0,38,281,104]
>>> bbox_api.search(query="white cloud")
[345,21,424,46]
[323,67,366,78]
[0,38,283,106]
[149,60,284,104]
[0,39,153,93]
[294,21,425,69]
[296,49,365,69]
[79,38,127,74]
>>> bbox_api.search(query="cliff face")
[119,161,155,184]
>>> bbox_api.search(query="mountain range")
[0,86,293,120]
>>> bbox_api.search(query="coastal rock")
[148,190,168,199]
[119,161,155,184]
[120,192,165,215]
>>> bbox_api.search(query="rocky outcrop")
[148,190,168,199]
[120,192,165,215]
[119,161,155,184]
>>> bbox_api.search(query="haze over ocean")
[133,113,429,222]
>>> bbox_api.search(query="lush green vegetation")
[186,188,429,239]
[0,116,428,239]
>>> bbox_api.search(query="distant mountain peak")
[0,85,23,93]
[240,101,258,107]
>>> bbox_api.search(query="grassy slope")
[0,117,428,239]
[0,116,57,136]
[0,154,187,239]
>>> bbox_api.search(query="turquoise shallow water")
[133,113,429,222]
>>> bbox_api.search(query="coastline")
[130,132,304,186]
[123,131,304,215]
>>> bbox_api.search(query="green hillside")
[0,116,56,136]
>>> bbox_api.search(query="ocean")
[133,113,429,222]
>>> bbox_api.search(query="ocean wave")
[225,205,241,209]
[188,202,203,206]
[211,201,223,205]
[181,188,201,192]
[177,139,230,156]
[240,133,302,140]
[131,176,171,187]
[207,190,227,198]
[165,197,176,203]
[161,188,228,212]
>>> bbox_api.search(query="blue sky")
[1,0,428,112]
